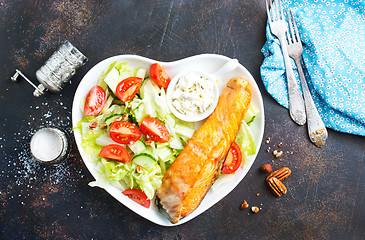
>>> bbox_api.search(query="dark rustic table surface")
[1,1,364,239]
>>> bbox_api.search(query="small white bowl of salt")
[30,127,69,164]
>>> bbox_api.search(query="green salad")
[75,61,258,202]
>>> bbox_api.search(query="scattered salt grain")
[0,95,88,210]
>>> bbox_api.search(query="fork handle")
[278,36,306,125]
[294,58,328,146]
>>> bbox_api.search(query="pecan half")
[267,177,287,197]
[266,167,291,182]
[89,122,98,129]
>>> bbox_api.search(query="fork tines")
[266,0,285,22]
[286,9,301,44]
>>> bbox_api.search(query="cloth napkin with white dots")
[260,0,365,136]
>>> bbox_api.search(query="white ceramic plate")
[72,54,265,226]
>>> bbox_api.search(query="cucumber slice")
[139,78,159,99]
[104,114,124,126]
[100,105,125,121]
[155,147,174,162]
[132,153,157,171]
[103,68,120,94]
[132,104,149,124]
[128,140,147,155]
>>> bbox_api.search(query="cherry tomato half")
[109,121,142,144]
[122,189,150,208]
[140,117,170,143]
[221,142,242,174]
[150,63,171,88]
[99,144,131,163]
[116,77,143,103]
[84,85,106,116]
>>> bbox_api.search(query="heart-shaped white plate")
[72,54,265,226]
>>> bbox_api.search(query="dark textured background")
[0,1,364,239]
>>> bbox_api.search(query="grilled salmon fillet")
[155,77,252,224]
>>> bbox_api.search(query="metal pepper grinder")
[11,40,88,96]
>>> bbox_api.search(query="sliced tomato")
[109,121,141,144]
[99,144,131,163]
[150,63,171,88]
[122,189,150,208]
[84,85,106,116]
[140,117,170,143]
[222,142,242,174]
[116,77,143,103]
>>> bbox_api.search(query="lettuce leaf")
[235,120,256,156]
[81,129,105,160]
[99,158,163,199]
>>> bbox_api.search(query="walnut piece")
[240,200,249,210]
[251,206,259,213]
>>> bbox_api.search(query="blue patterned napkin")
[260,0,365,136]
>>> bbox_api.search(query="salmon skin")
[155,77,252,224]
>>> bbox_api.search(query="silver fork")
[286,9,328,147]
[266,0,306,125]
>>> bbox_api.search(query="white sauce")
[172,72,215,115]
[30,128,64,162]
